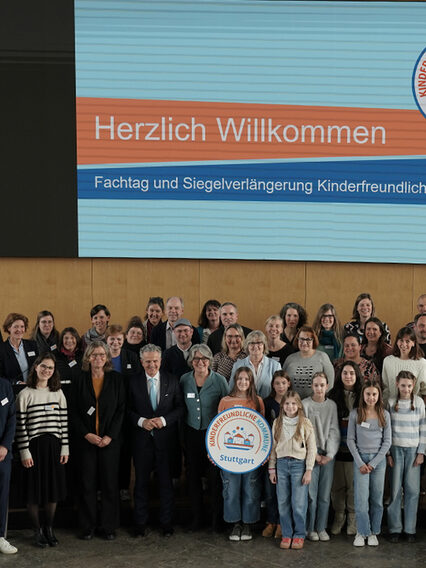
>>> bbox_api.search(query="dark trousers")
[133,438,174,527]
[77,441,120,532]
[184,424,222,525]
[0,457,11,536]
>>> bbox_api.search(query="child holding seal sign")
[217,367,264,542]
[268,391,316,550]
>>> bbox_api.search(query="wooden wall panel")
[306,262,414,340]
[92,259,200,328]
[0,257,423,344]
[0,258,92,336]
[199,260,306,331]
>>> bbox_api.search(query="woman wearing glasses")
[180,344,228,531]
[283,327,335,399]
[312,304,343,363]
[229,331,281,399]
[15,353,68,548]
[70,341,125,541]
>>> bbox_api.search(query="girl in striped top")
[16,353,68,548]
[387,370,426,543]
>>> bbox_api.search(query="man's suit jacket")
[151,321,200,352]
[128,369,184,449]
[161,345,191,379]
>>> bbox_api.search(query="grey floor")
[4,526,426,568]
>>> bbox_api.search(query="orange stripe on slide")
[76,98,426,165]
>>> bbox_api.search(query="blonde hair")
[274,390,306,443]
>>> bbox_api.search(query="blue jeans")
[264,467,279,524]
[353,453,386,537]
[221,468,262,524]
[387,446,421,535]
[276,457,308,539]
[308,458,335,532]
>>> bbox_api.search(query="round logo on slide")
[205,407,272,473]
[413,48,426,119]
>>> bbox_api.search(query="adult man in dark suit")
[128,344,184,537]
[207,302,252,355]
[161,318,193,378]
[151,297,199,351]
[0,378,17,554]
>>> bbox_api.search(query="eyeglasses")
[248,342,264,347]
[193,357,209,363]
[90,353,107,359]
[321,314,334,320]
[39,363,55,371]
[298,337,313,343]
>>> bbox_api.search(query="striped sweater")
[16,386,69,461]
[388,396,426,454]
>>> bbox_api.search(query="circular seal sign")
[413,48,426,119]
[205,406,272,473]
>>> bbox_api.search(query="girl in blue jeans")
[347,380,391,547]
[268,391,316,550]
[262,370,292,539]
[387,370,426,543]
[217,367,265,542]
[302,372,340,542]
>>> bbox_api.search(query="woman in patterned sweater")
[16,353,68,548]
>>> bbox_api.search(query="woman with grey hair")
[180,344,228,530]
[229,331,281,398]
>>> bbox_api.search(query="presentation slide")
[75,0,426,262]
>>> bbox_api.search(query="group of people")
[0,292,425,554]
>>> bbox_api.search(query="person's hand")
[359,464,370,474]
[414,453,424,467]
[302,470,312,485]
[151,417,164,429]
[22,457,34,468]
[0,446,8,462]
[142,419,155,431]
[98,435,112,448]
[85,433,102,445]
[321,456,332,465]
[315,454,322,465]
[387,455,394,468]
[269,470,277,484]
[60,455,69,464]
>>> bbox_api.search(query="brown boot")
[331,512,346,535]
[262,523,276,538]
[274,524,282,539]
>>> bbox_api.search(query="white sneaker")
[0,537,18,554]
[353,533,365,547]
[229,523,242,541]
[307,531,319,541]
[240,524,252,541]
[367,534,379,546]
[318,530,330,541]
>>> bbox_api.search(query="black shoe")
[405,533,416,543]
[388,533,400,543]
[134,525,146,537]
[162,526,174,537]
[104,531,116,541]
[80,529,94,540]
[35,528,48,548]
[44,526,59,547]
